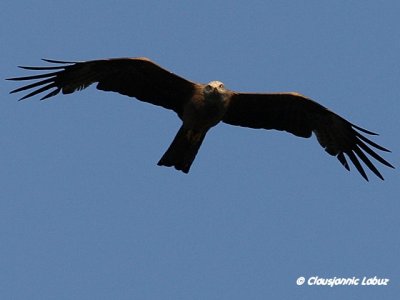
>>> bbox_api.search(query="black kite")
[7,58,394,180]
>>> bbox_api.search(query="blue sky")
[1,1,399,299]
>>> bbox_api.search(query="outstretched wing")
[8,58,198,116]
[223,92,394,181]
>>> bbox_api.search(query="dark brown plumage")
[7,57,394,180]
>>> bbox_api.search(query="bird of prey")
[8,57,394,180]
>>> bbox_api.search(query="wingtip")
[18,66,34,70]
[386,162,395,169]
[42,58,77,64]
[360,170,370,182]
[351,123,379,135]
[18,95,30,101]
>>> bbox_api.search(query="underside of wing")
[8,57,198,116]
[223,92,394,180]
[223,92,328,137]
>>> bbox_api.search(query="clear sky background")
[1,1,399,299]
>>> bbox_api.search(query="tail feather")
[157,126,207,173]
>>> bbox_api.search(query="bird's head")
[204,81,225,96]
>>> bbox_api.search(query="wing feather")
[8,57,197,116]
[223,92,394,180]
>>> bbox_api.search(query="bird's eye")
[218,83,224,88]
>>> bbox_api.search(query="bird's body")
[8,57,394,180]
[183,81,231,131]
[158,81,231,172]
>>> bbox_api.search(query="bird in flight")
[8,57,394,180]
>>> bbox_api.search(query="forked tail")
[157,126,207,173]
